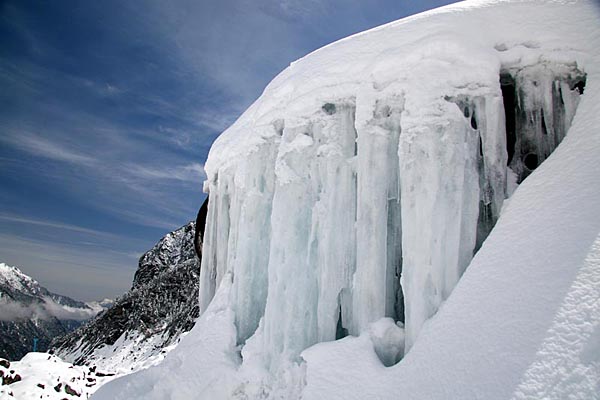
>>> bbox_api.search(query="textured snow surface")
[512,235,600,399]
[0,353,117,400]
[58,329,181,375]
[94,0,600,399]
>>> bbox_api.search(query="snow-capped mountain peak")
[0,263,101,360]
[0,263,41,297]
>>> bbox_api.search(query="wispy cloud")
[1,130,96,167]
[0,297,100,322]
[1,126,204,230]
[260,0,327,21]
[0,214,120,239]
[126,162,205,183]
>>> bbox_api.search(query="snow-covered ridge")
[0,263,40,296]
[0,263,99,322]
[52,215,206,374]
[93,1,600,399]
[0,262,105,360]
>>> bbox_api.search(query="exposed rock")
[64,383,80,396]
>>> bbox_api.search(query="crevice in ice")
[571,77,585,95]
[322,103,336,115]
[501,65,586,182]
[387,196,403,324]
[395,284,405,325]
[470,111,478,130]
[523,152,538,170]
[541,111,548,136]
[500,73,517,165]
[273,119,284,137]
[335,304,348,340]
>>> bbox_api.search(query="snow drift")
[93,1,600,399]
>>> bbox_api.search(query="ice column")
[400,100,481,350]
[262,121,320,370]
[351,95,404,336]
[199,172,232,313]
[449,95,508,251]
[199,128,279,346]
[312,103,358,343]
[229,129,279,344]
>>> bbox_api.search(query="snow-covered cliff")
[93,1,600,399]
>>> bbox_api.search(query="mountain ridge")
[0,262,104,360]
[51,198,208,374]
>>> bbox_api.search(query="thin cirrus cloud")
[124,163,205,183]
[1,128,205,204]
[1,128,204,197]
[0,213,121,239]
[2,130,96,167]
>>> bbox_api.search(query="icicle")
[352,95,404,336]
[313,102,358,343]
[198,174,232,314]
[261,121,320,371]
[399,98,480,351]
[507,63,585,182]
[229,127,279,344]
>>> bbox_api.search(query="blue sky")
[0,0,458,301]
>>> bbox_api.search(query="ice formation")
[198,2,587,365]
[93,1,600,399]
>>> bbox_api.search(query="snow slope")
[0,353,117,400]
[93,1,600,399]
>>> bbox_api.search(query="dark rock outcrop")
[194,198,209,258]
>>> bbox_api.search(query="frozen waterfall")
[199,54,585,369]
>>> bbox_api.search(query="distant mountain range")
[0,262,110,360]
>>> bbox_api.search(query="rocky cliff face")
[51,199,208,372]
[0,263,99,360]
